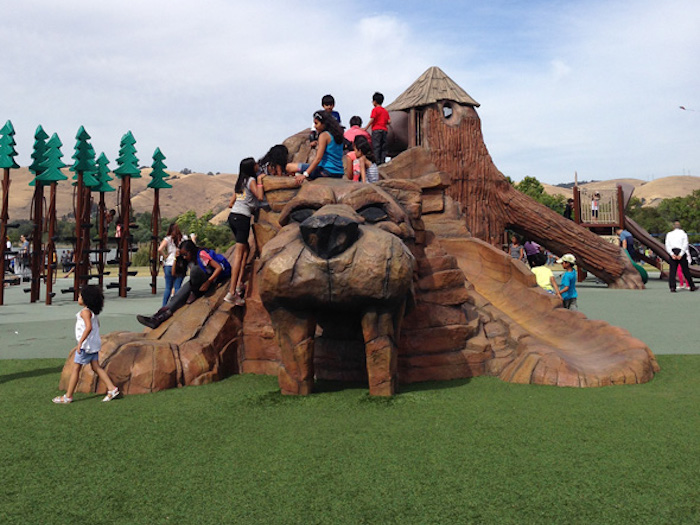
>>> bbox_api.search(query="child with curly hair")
[53,285,119,403]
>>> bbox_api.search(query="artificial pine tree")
[0,120,19,305]
[114,131,140,297]
[70,126,97,300]
[38,133,68,304]
[94,152,115,288]
[147,148,172,294]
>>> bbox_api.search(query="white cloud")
[0,0,698,186]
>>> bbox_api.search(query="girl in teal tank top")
[287,110,346,181]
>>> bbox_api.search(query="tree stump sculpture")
[384,67,642,289]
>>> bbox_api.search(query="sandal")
[52,395,72,404]
[102,387,120,402]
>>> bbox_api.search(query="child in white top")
[53,285,119,404]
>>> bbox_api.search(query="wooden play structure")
[0,124,152,303]
[384,67,642,289]
[60,66,660,397]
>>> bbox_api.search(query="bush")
[131,244,151,267]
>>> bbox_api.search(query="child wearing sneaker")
[53,285,119,404]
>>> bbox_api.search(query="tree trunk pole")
[45,182,57,305]
[119,176,131,298]
[73,172,84,301]
[98,192,106,289]
[30,184,44,303]
[0,167,10,306]
[150,188,159,295]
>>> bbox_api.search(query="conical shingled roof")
[385,66,480,111]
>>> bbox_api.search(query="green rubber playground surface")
[2,273,699,524]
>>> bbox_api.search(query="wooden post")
[150,188,159,295]
[119,175,131,297]
[30,184,44,302]
[616,185,625,229]
[573,186,581,224]
[98,192,106,289]
[45,182,57,305]
[0,167,10,305]
[408,108,416,148]
[73,172,84,301]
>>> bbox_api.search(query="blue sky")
[1,0,699,185]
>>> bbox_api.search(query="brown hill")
[4,167,235,221]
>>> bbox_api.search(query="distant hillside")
[5,168,699,224]
[4,167,236,221]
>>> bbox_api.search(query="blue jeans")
[163,265,184,306]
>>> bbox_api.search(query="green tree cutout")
[93,152,116,193]
[70,126,99,187]
[0,120,19,169]
[147,147,172,189]
[36,133,68,184]
[114,130,141,179]
[29,126,49,181]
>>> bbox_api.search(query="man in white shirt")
[665,220,696,293]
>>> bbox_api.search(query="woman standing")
[158,223,184,306]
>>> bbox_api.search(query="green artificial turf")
[2,356,699,524]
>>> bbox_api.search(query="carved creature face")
[258,179,418,312]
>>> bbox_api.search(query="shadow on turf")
[243,377,473,406]
[0,365,63,385]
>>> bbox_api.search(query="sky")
[1,0,699,185]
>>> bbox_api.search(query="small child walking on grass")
[53,285,119,404]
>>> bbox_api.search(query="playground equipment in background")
[0,122,168,304]
[624,215,700,279]
[146,148,173,296]
[0,120,19,305]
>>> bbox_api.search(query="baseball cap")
[556,254,576,265]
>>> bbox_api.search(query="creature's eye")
[289,208,315,223]
[358,204,388,223]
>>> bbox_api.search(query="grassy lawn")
[2,355,699,524]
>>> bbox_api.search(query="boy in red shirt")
[364,92,391,165]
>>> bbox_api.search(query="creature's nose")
[300,213,360,259]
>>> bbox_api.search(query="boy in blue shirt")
[556,253,578,310]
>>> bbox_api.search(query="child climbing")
[224,157,265,306]
[322,94,342,125]
[136,240,231,329]
[556,254,578,309]
[259,144,289,176]
[364,92,391,165]
[288,110,345,181]
[530,253,560,295]
[353,135,379,183]
[52,285,119,404]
